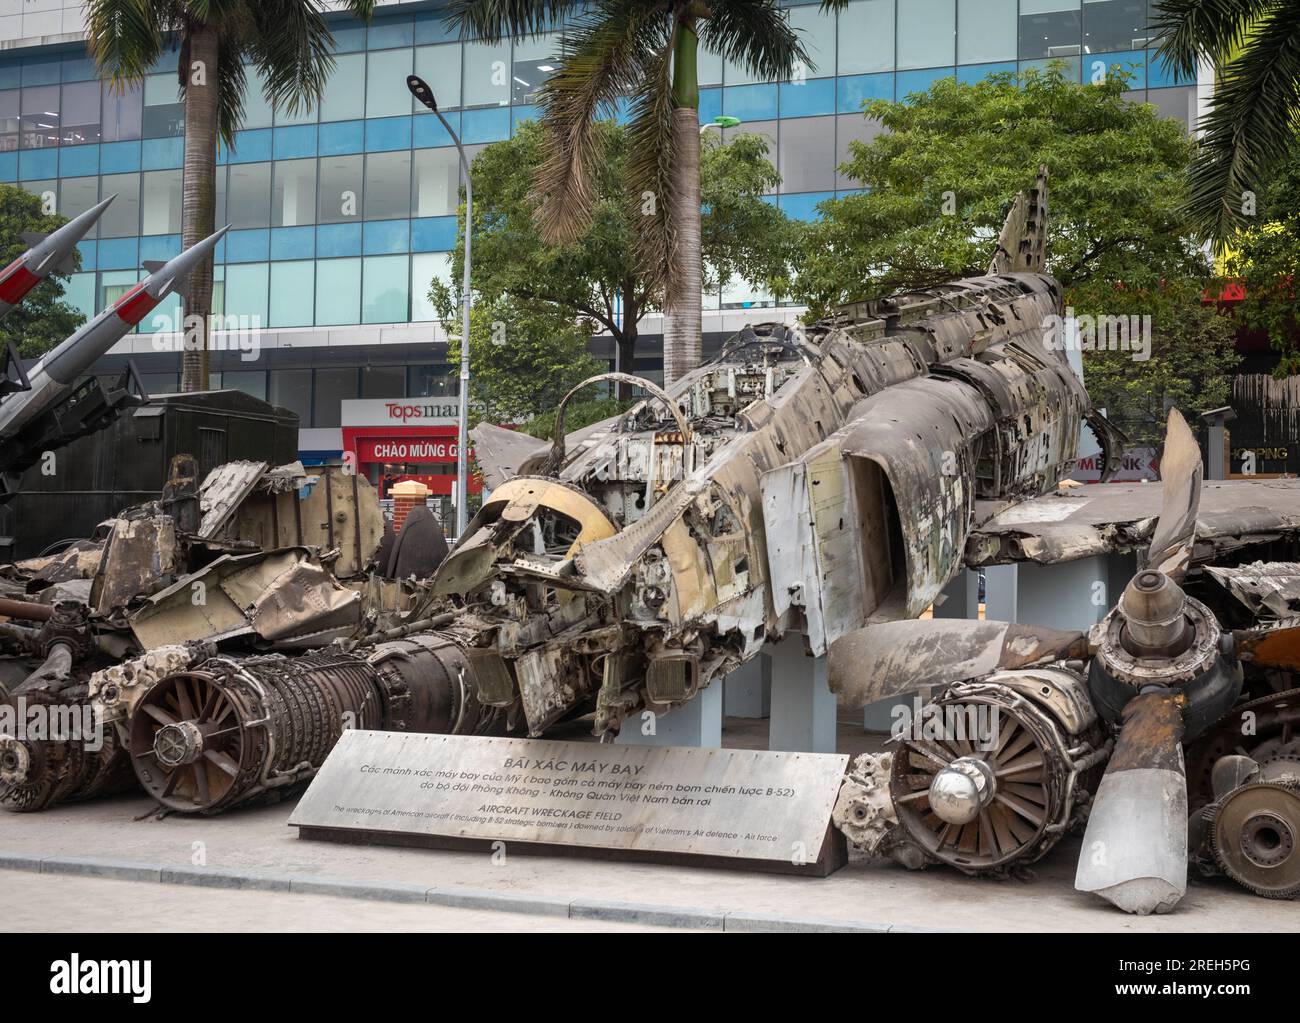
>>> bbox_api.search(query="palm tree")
[447,0,846,386]
[1152,1,1300,247]
[87,0,374,392]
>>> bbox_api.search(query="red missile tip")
[113,281,162,327]
[0,257,40,305]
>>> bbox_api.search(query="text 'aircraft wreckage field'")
[2,169,1299,917]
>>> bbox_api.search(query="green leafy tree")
[793,65,1238,444]
[795,67,1205,315]
[446,0,845,386]
[1223,138,1300,373]
[430,119,797,401]
[442,296,607,428]
[1152,0,1300,245]
[87,0,374,392]
[0,185,86,359]
[1079,282,1240,448]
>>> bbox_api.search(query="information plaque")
[289,731,850,876]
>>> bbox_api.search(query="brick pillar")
[391,479,430,533]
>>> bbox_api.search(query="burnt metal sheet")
[195,460,268,539]
[289,731,848,867]
[826,618,1087,708]
[469,423,548,491]
[129,547,360,649]
[1206,562,1300,618]
[967,478,1300,566]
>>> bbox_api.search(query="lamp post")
[700,114,741,135]
[407,74,472,538]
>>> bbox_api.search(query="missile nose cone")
[55,194,116,237]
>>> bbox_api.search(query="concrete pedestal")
[766,634,838,754]
[982,554,1135,631]
[723,655,771,719]
[614,678,723,748]
[933,568,981,619]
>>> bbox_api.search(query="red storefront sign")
[341,424,482,495]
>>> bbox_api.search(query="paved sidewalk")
[0,791,1288,932]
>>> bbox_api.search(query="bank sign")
[340,398,460,427]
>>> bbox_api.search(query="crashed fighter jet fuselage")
[433,257,1121,738]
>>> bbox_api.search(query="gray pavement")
[0,872,674,932]
[0,786,1290,932]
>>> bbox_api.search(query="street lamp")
[700,114,741,135]
[407,73,472,538]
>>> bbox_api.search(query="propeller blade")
[1075,689,1188,914]
[1144,408,1202,581]
[1232,619,1300,671]
[826,618,1087,708]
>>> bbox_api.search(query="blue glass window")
[369,14,415,50]
[837,73,894,112]
[225,263,269,325]
[780,78,836,118]
[779,191,834,222]
[724,84,778,121]
[316,258,362,324]
[461,107,510,144]
[228,129,273,164]
[226,229,271,263]
[58,144,98,177]
[141,136,183,170]
[274,124,317,160]
[271,225,316,261]
[97,237,140,270]
[317,222,363,258]
[365,116,412,152]
[99,140,141,174]
[1148,51,1197,89]
[364,219,411,255]
[319,120,365,156]
[412,216,459,252]
[413,110,461,149]
[270,260,316,327]
[896,68,955,98]
[957,62,1019,85]
[362,254,410,323]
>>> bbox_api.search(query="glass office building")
[0,0,1201,443]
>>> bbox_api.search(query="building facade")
[0,0,1208,472]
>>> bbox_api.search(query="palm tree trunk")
[662,24,701,389]
[180,22,219,392]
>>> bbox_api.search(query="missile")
[0,225,230,439]
[0,196,115,318]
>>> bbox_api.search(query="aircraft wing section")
[967,478,1300,566]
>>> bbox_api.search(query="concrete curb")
[0,852,945,932]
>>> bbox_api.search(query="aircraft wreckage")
[1,168,1298,916]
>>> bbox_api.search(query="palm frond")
[444,0,585,42]
[532,0,668,245]
[1182,2,1300,242]
[86,0,166,88]
[624,40,680,300]
[245,0,336,115]
[215,36,249,147]
[699,0,808,80]
[1151,0,1277,76]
